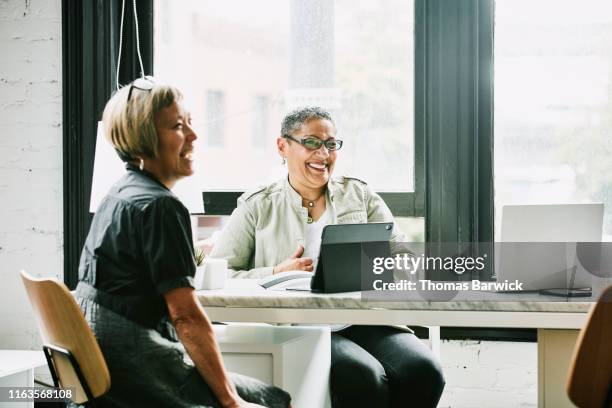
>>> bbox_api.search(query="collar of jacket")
[282,176,338,211]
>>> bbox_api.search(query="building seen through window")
[495,0,612,240]
[154,0,415,193]
[205,89,225,147]
[251,95,270,147]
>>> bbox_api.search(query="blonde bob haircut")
[102,80,182,162]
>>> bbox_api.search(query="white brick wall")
[439,340,537,408]
[0,0,63,349]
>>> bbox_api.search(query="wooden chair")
[566,284,612,408]
[20,271,111,406]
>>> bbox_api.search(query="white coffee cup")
[195,258,228,290]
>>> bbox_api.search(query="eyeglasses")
[283,135,343,151]
[127,76,155,102]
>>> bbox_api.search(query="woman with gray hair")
[211,106,445,408]
[74,77,291,408]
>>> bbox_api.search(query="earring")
[281,157,286,165]
[139,158,144,171]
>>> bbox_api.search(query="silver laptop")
[496,203,603,290]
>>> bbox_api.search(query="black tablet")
[310,222,394,293]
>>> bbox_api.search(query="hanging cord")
[116,0,126,90]
[132,0,145,78]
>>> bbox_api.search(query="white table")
[214,325,331,408]
[199,279,593,408]
[0,350,47,408]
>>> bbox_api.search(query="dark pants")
[72,298,290,408]
[330,326,445,408]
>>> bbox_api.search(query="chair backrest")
[20,271,111,404]
[566,284,612,408]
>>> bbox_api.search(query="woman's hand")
[273,245,314,273]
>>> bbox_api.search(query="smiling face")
[146,101,197,189]
[278,118,338,194]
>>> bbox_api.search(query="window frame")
[192,1,493,226]
[62,0,493,275]
[63,0,508,339]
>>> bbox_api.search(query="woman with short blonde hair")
[74,77,291,408]
[102,78,179,162]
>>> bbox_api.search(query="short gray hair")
[281,106,336,137]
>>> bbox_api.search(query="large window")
[205,89,226,147]
[154,0,415,193]
[251,95,271,147]
[495,0,612,240]
[64,0,495,334]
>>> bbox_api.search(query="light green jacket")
[210,176,409,278]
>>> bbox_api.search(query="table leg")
[427,326,441,358]
[537,329,579,408]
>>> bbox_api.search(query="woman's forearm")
[230,265,274,279]
[173,310,238,408]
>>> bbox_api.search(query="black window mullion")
[63,0,153,289]
[418,0,494,279]
[476,0,495,246]
[379,193,418,217]
[417,0,521,342]
[202,192,420,218]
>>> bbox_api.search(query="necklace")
[301,193,324,224]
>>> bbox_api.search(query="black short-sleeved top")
[77,163,196,328]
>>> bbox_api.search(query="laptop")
[496,203,603,291]
[260,223,394,293]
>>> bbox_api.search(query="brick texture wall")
[0,0,62,349]
[439,340,537,407]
